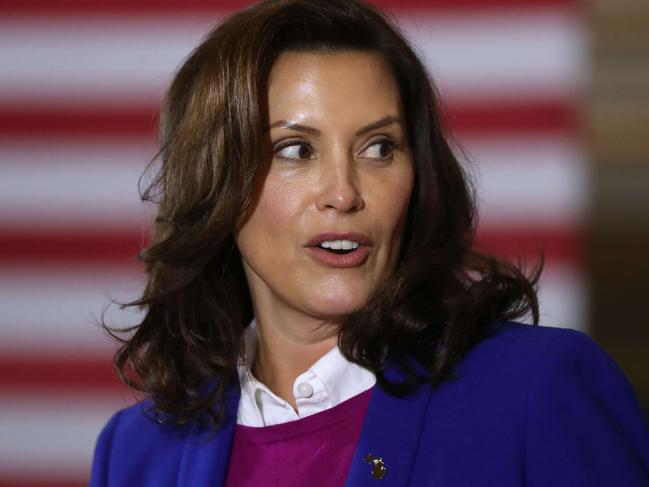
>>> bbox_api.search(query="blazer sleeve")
[89,409,122,487]
[525,329,649,486]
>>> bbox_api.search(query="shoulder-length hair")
[109,0,539,427]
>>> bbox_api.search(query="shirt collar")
[236,319,376,427]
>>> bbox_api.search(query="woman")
[90,0,649,485]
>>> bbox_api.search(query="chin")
[303,287,370,320]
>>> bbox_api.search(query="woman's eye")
[361,139,396,160]
[275,142,314,161]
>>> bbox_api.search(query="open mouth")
[318,239,361,254]
[306,236,371,267]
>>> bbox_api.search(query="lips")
[305,232,373,268]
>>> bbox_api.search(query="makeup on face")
[235,50,414,322]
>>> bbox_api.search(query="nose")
[315,153,364,213]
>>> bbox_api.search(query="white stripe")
[0,11,585,105]
[402,11,586,101]
[0,136,586,229]
[0,393,135,480]
[0,265,144,356]
[0,16,216,106]
[509,262,587,331]
[537,264,587,330]
[0,139,153,230]
[459,135,590,227]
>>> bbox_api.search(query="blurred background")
[0,0,646,485]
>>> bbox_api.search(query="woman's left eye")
[361,139,396,160]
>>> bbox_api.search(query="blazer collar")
[176,364,432,487]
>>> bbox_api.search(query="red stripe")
[474,227,583,266]
[0,105,159,140]
[0,0,576,16]
[0,356,127,393]
[443,101,578,136]
[0,230,148,266]
[0,227,581,265]
[0,479,87,487]
[0,101,576,138]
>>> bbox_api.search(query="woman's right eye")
[274,142,315,161]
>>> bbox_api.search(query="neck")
[251,311,339,410]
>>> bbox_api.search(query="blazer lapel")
[177,384,241,487]
[345,374,432,487]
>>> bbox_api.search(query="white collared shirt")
[236,320,376,427]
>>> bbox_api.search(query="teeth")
[320,239,360,250]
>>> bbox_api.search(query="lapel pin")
[363,454,387,480]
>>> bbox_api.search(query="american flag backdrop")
[0,1,588,485]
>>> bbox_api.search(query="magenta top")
[224,388,373,487]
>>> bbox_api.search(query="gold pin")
[363,454,387,480]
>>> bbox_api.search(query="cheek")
[253,176,304,230]
[237,174,305,256]
[377,170,414,238]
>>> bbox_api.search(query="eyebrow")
[354,116,402,136]
[266,116,403,137]
[267,121,321,135]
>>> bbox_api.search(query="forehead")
[266,50,403,124]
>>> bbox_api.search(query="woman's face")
[236,50,414,323]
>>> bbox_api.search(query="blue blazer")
[90,322,649,486]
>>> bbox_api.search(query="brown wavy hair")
[108,0,540,427]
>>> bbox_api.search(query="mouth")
[318,239,361,254]
[307,232,372,250]
[305,232,373,268]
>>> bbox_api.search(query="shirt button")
[296,382,314,398]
